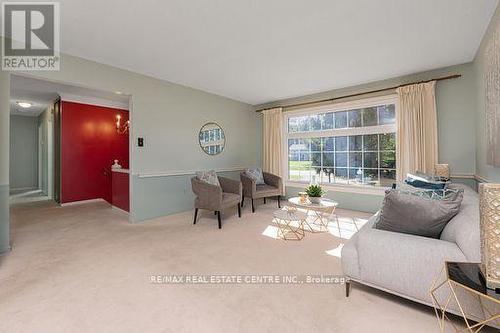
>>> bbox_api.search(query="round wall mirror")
[199,122,225,155]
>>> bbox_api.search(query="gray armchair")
[191,176,242,229]
[240,172,282,212]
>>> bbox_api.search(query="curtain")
[396,81,438,181]
[262,107,284,194]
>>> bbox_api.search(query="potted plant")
[305,184,325,204]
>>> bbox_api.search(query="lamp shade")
[479,183,500,290]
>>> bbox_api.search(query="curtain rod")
[255,74,461,113]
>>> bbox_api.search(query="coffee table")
[272,209,307,241]
[288,197,339,233]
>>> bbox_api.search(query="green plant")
[305,184,325,198]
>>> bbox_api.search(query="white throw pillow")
[196,170,220,187]
[245,168,265,185]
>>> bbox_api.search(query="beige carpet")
[0,199,469,332]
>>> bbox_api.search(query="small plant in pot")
[305,184,325,204]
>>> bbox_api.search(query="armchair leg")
[241,196,244,207]
[237,203,241,218]
[217,211,222,229]
[263,197,266,204]
[345,281,351,297]
[251,199,255,213]
[214,211,217,215]
[193,208,198,225]
[277,196,281,208]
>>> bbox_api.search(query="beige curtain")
[262,107,284,194]
[396,81,438,181]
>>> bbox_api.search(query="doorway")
[9,74,131,210]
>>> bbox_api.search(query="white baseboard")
[60,198,108,207]
[10,189,42,199]
[112,205,130,215]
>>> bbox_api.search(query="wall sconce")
[116,114,129,134]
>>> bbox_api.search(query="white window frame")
[282,94,398,194]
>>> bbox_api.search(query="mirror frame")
[198,122,225,156]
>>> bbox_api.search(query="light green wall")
[0,69,10,254]
[256,63,478,212]
[132,170,241,221]
[473,4,500,183]
[37,107,53,196]
[10,115,39,190]
[9,47,258,222]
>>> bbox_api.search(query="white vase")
[309,197,322,204]
[112,160,122,169]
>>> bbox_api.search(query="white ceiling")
[10,0,500,105]
[10,75,129,116]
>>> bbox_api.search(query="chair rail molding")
[135,166,246,178]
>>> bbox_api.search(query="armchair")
[240,171,282,212]
[191,176,242,229]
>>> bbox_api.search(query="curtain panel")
[396,81,438,181]
[262,107,284,195]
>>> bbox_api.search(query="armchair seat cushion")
[222,192,241,209]
[254,184,280,198]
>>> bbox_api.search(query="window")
[285,96,397,188]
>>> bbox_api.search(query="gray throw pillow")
[245,168,265,185]
[375,188,463,239]
[196,170,220,187]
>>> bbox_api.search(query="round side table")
[272,209,307,241]
[287,197,338,233]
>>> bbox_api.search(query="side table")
[287,197,339,233]
[430,262,500,332]
[272,209,307,241]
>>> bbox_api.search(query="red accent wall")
[112,172,130,212]
[61,101,129,204]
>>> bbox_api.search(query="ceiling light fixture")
[16,101,32,108]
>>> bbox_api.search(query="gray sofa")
[341,184,490,319]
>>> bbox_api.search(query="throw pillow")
[375,188,463,238]
[196,170,220,187]
[393,183,462,200]
[245,168,265,185]
[405,172,447,190]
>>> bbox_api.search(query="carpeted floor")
[0,199,469,332]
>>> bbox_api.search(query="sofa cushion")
[221,193,241,209]
[375,188,463,238]
[196,170,220,187]
[356,226,467,305]
[245,168,265,185]
[440,184,481,261]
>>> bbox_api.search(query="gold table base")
[272,212,306,241]
[430,265,500,332]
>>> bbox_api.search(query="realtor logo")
[2,2,60,70]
